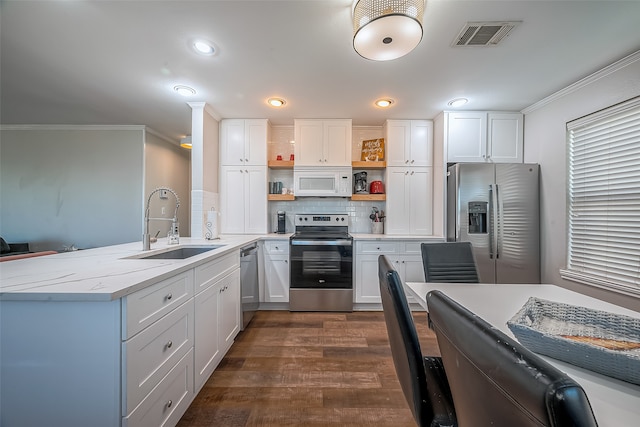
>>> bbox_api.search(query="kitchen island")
[0,236,258,427]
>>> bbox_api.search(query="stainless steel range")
[289,214,353,312]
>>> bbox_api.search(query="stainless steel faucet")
[143,187,180,250]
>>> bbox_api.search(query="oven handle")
[290,239,353,246]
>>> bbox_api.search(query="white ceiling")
[2,0,640,143]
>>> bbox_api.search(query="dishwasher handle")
[240,244,258,257]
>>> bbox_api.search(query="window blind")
[561,97,640,296]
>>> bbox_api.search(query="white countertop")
[405,282,640,427]
[0,235,259,302]
[351,234,444,241]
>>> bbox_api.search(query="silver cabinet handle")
[166,340,173,349]
[245,158,249,162]
[166,400,173,408]
[166,293,172,301]
[411,159,414,163]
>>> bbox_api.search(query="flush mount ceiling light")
[191,39,216,56]
[447,98,469,107]
[180,136,192,149]
[352,0,425,61]
[267,98,286,107]
[375,98,394,108]
[173,85,196,96]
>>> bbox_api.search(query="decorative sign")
[360,138,385,161]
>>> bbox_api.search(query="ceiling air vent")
[452,21,520,47]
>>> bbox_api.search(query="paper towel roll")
[205,210,219,240]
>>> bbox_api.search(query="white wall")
[0,126,144,251]
[523,52,640,311]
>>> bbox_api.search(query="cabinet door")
[323,120,352,166]
[355,255,383,303]
[447,112,487,162]
[409,120,433,167]
[487,113,523,163]
[294,120,324,165]
[220,120,246,166]
[245,119,268,165]
[408,168,433,235]
[385,120,411,166]
[245,167,267,234]
[220,168,246,234]
[219,269,241,353]
[194,282,221,392]
[385,168,410,234]
[264,255,289,302]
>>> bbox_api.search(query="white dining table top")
[405,282,640,427]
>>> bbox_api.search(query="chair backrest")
[378,255,457,427]
[426,290,598,427]
[421,242,479,283]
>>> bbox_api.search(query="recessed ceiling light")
[192,39,216,56]
[375,98,394,108]
[267,98,286,107]
[448,98,468,107]
[174,85,196,96]
[180,136,192,149]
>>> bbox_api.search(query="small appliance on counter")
[369,180,384,194]
[354,171,368,194]
[276,211,286,234]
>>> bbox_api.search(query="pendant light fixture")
[352,0,425,61]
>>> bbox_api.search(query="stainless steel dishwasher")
[240,243,259,330]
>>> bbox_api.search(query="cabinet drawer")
[357,241,398,254]
[122,299,194,414]
[122,270,194,339]
[264,240,289,255]
[402,241,423,254]
[195,252,239,294]
[123,348,194,427]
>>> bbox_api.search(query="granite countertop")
[0,235,259,302]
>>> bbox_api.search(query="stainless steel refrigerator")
[447,163,540,283]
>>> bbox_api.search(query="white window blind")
[561,97,640,296]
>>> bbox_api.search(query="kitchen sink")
[126,245,225,260]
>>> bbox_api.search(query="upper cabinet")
[385,120,433,167]
[294,119,352,166]
[446,112,523,163]
[220,119,270,166]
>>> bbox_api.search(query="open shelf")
[268,160,294,169]
[352,161,386,169]
[351,194,386,201]
[268,194,295,201]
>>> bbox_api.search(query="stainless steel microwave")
[293,167,352,197]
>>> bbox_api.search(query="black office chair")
[378,255,457,427]
[421,242,479,283]
[426,290,598,427]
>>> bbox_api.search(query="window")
[561,97,640,296]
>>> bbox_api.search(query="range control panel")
[294,214,348,226]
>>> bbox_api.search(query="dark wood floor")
[177,310,439,427]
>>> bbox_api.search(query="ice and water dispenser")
[468,201,488,234]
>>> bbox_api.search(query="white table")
[405,282,640,427]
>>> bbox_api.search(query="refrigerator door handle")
[495,184,500,259]
[489,184,494,259]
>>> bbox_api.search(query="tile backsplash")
[268,199,385,234]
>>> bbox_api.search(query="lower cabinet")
[262,240,290,302]
[354,240,428,304]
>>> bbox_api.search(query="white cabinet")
[385,120,433,167]
[220,166,267,234]
[193,253,239,392]
[354,240,425,304]
[218,268,241,353]
[220,119,269,166]
[263,240,289,302]
[294,119,352,166]
[385,167,433,235]
[446,111,523,163]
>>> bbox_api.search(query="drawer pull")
[166,340,173,349]
[166,293,173,301]
[166,399,173,409]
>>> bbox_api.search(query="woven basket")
[507,297,640,386]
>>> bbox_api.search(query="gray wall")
[523,52,640,311]
[0,126,190,251]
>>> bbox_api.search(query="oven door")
[290,239,353,289]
